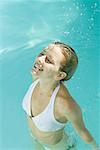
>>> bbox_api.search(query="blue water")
[0,0,100,150]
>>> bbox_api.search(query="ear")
[55,71,67,81]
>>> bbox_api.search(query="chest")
[31,92,51,116]
[30,91,67,123]
[30,83,67,123]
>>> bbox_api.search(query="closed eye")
[45,56,52,64]
[38,50,54,64]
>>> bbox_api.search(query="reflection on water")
[0,0,99,55]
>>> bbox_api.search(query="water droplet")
[83,4,85,7]
[87,38,90,41]
[76,6,79,10]
[64,31,70,35]
[90,18,94,21]
[89,26,92,29]
[94,3,97,8]
[91,5,94,9]
[76,86,80,89]
[80,13,83,16]
[73,3,76,6]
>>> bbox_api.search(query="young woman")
[22,42,98,150]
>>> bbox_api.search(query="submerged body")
[22,42,98,150]
[23,79,77,149]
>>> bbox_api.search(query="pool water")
[0,0,100,150]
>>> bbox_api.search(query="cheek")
[47,67,58,77]
[44,64,55,73]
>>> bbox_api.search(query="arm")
[65,104,98,149]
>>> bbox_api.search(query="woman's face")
[31,44,66,80]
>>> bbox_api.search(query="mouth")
[32,63,43,74]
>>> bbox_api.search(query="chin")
[32,70,44,77]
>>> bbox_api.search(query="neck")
[38,78,60,96]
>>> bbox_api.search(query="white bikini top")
[22,79,66,132]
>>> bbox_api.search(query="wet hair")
[53,41,78,81]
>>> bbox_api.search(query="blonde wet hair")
[53,41,78,81]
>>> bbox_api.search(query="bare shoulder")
[57,82,80,115]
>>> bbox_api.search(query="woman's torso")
[27,81,69,145]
